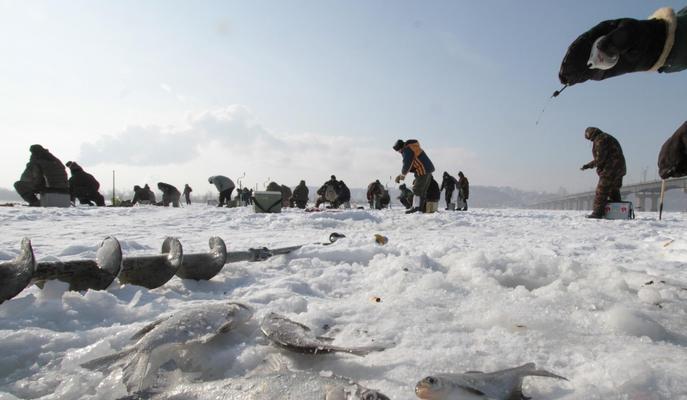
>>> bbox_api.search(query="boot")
[405,207,421,214]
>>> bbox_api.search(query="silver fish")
[415,363,567,400]
[82,302,252,392]
[119,361,390,400]
[260,312,386,356]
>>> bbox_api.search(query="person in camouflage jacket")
[581,127,627,218]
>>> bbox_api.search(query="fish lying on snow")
[260,312,386,356]
[119,356,390,400]
[415,363,567,400]
[82,302,252,392]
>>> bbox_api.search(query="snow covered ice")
[1,205,687,399]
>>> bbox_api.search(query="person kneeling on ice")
[157,182,181,207]
[398,183,414,209]
[580,127,627,219]
[337,180,351,208]
[65,161,105,206]
[131,184,156,205]
[14,144,69,206]
[292,180,309,209]
[315,175,340,208]
[393,139,435,214]
[208,175,235,207]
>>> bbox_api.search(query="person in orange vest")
[393,139,435,214]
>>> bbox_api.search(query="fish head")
[415,376,450,399]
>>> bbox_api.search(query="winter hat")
[392,139,404,151]
[585,127,601,140]
[29,144,45,153]
[458,171,464,177]
[330,175,336,180]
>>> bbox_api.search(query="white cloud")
[77,105,478,190]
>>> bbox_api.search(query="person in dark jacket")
[393,139,435,214]
[440,171,457,210]
[132,185,156,205]
[367,180,385,209]
[559,7,687,87]
[14,144,69,206]
[315,175,340,208]
[157,182,181,207]
[292,180,309,209]
[208,175,235,207]
[183,184,192,205]
[424,177,441,213]
[337,180,351,208]
[65,161,105,206]
[280,184,292,208]
[368,180,390,209]
[658,121,687,179]
[581,127,627,218]
[398,183,414,209]
[457,171,470,211]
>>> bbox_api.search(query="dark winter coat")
[280,185,292,207]
[440,172,456,193]
[266,182,282,192]
[400,140,435,177]
[132,185,156,205]
[583,130,627,178]
[317,178,340,203]
[398,184,413,208]
[292,181,309,202]
[157,182,180,197]
[458,175,469,200]
[426,178,440,202]
[183,184,192,196]
[66,162,100,195]
[658,121,687,178]
[337,182,351,203]
[19,145,69,192]
[367,181,384,201]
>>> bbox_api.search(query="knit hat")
[392,139,404,151]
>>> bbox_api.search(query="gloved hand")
[580,164,590,171]
[559,17,667,85]
[395,174,405,183]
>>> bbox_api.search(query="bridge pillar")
[636,194,646,211]
[650,195,659,212]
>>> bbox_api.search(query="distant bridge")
[529,177,687,211]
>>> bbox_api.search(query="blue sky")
[1,0,686,195]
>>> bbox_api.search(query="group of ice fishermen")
[12,5,687,218]
[11,138,470,213]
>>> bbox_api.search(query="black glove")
[559,18,667,85]
[658,121,687,179]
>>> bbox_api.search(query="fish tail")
[80,347,137,371]
[519,363,568,381]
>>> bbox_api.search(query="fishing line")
[535,84,568,126]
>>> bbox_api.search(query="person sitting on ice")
[208,175,235,207]
[292,180,309,209]
[14,144,69,206]
[65,161,105,206]
[337,180,351,208]
[157,182,181,207]
[398,183,413,209]
[315,175,340,208]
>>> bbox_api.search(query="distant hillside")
[0,188,20,202]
